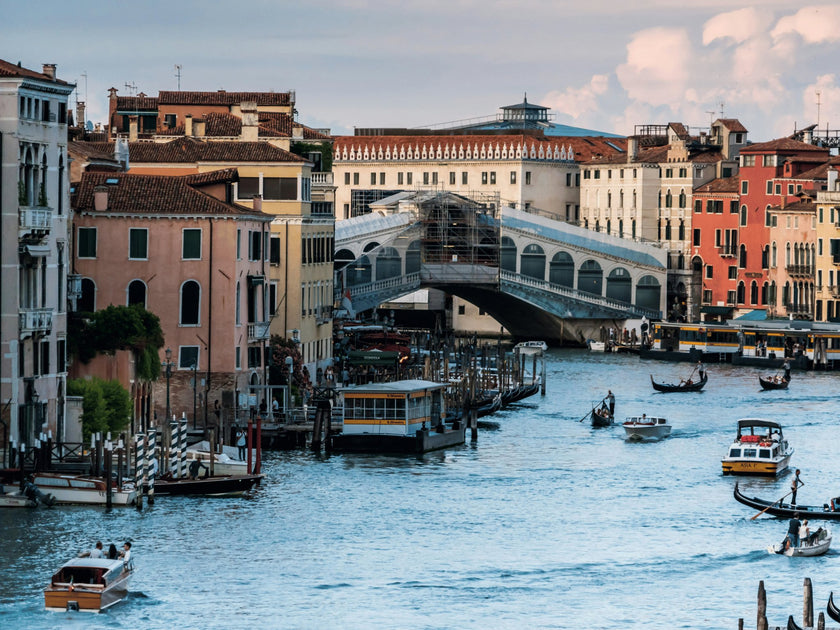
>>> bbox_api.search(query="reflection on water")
[2,349,840,629]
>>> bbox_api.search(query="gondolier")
[783,359,791,381]
[791,469,803,506]
[607,390,615,416]
[697,361,705,381]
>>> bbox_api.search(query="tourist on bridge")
[607,390,615,416]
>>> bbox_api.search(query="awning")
[21,244,50,257]
[700,306,734,315]
[734,309,768,321]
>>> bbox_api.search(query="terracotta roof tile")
[786,155,840,181]
[741,137,829,154]
[301,125,331,141]
[0,59,70,85]
[587,143,723,165]
[694,176,740,194]
[716,119,748,133]
[115,96,159,111]
[158,90,292,106]
[84,137,307,164]
[74,170,268,218]
[68,141,118,162]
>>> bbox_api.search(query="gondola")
[759,375,789,390]
[650,371,707,393]
[787,615,802,630]
[733,482,840,520]
[590,405,613,427]
[827,592,840,624]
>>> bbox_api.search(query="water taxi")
[514,340,548,354]
[32,473,138,506]
[721,419,792,476]
[622,416,671,441]
[44,556,133,612]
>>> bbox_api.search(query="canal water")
[2,349,840,629]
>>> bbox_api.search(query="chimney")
[194,118,206,137]
[828,166,838,191]
[803,128,813,145]
[76,101,86,129]
[252,194,263,212]
[627,136,638,163]
[108,87,118,100]
[42,64,56,80]
[240,101,258,141]
[128,115,138,142]
[185,114,193,137]
[94,185,109,211]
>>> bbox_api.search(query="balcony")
[67,274,82,302]
[19,206,52,238]
[829,285,840,298]
[786,264,814,277]
[717,245,737,257]
[247,322,271,342]
[311,172,334,186]
[19,308,53,337]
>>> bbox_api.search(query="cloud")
[806,74,840,128]
[703,7,770,45]
[615,28,692,107]
[772,5,840,44]
[542,74,609,120]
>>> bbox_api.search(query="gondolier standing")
[783,359,791,381]
[607,390,615,416]
[697,361,706,381]
[791,469,803,506]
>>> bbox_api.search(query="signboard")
[347,350,400,366]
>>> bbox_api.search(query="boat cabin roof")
[625,416,667,424]
[59,557,124,570]
[737,418,782,432]
[342,379,446,395]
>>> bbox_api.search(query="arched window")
[500,237,517,272]
[636,275,661,311]
[619,219,624,237]
[665,190,672,208]
[761,246,769,269]
[750,281,758,305]
[678,219,685,241]
[740,205,747,226]
[607,192,612,208]
[785,243,791,266]
[761,282,768,305]
[375,247,401,280]
[739,244,747,269]
[768,281,777,306]
[549,251,574,287]
[127,280,146,307]
[405,240,421,274]
[737,281,745,304]
[578,260,603,296]
[180,280,201,325]
[606,219,611,235]
[520,244,545,280]
[79,278,96,313]
[632,219,636,239]
[771,242,777,268]
[678,190,686,208]
[606,267,632,302]
[665,220,672,240]
[619,191,624,209]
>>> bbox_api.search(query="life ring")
[759,441,771,447]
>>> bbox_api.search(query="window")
[741,180,748,194]
[740,205,747,226]
[727,290,737,304]
[594,170,600,179]
[730,200,738,214]
[77,227,97,258]
[406,173,412,185]
[703,289,712,303]
[128,228,148,260]
[705,265,713,278]
[247,231,261,262]
[766,180,773,194]
[695,200,702,213]
[728,266,738,279]
[353,173,359,185]
[566,173,572,186]
[665,168,673,178]
[270,236,281,265]
[458,305,465,315]
[182,229,201,259]
[743,155,755,167]
[449,172,455,185]
[179,346,199,370]
[693,228,700,247]
[235,347,241,370]
[380,172,385,185]
[510,171,516,184]
[370,172,377,185]
[462,172,468,185]
[490,172,496,185]
[263,178,297,200]
[423,172,429,185]
[398,172,404,185]
[432,172,438,185]
[788,184,794,195]
[525,171,531,185]
[344,172,350,185]
[236,229,241,260]
[127,280,146,307]
[481,172,488,185]
[679,168,687,178]
[775,183,781,195]
[180,280,200,325]
[238,177,259,200]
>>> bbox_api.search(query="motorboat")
[767,527,831,556]
[622,416,671,441]
[587,340,606,352]
[32,473,139,506]
[0,483,37,507]
[514,340,547,354]
[154,473,263,497]
[733,482,840,520]
[721,419,793,476]
[44,556,133,612]
[184,448,248,476]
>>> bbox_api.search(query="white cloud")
[703,7,769,45]
[805,75,840,129]
[542,74,609,120]
[615,28,692,107]
[772,5,840,44]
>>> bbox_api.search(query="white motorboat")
[0,485,36,508]
[184,448,248,476]
[768,527,831,557]
[587,340,606,352]
[514,340,547,354]
[32,473,138,506]
[622,416,671,441]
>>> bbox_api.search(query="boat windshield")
[53,567,106,586]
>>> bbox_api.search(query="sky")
[3,1,839,141]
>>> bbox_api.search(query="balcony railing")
[19,308,53,336]
[19,206,52,237]
[718,245,737,257]
[247,322,271,342]
[786,264,814,277]
[311,172,334,185]
[67,274,82,302]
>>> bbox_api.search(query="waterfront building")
[766,194,816,319]
[814,167,840,322]
[0,60,75,464]
[72,169,272,425]
[580,120,744,321]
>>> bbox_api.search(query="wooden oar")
[750,488,795,520]
[579,397,606,422]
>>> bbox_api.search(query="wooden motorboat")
[32,473,138,506]
[44,556,133,612]
[622,416,671,441]
[733,482,840,520]
[590,405,613,427]
[0,483,37,507]
[650,372,707,392]
[154,473,262,497]
[587,340,606,352]
[767,527,831,556]
[722,419,792,476]
[184,449,248,476]
[827,592,840,624]
[759,375,789,390]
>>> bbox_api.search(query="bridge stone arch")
[363,241,380,253]
[347,254,372,285]
[335,248,356,271]
[520,244,545,280]
[606,267,632,303]
[549,251,574,287]
[500,236,517,272]
[636,275,661,311]
[406,240,421,274]
[376,247,402,280]
[578,260,603,296]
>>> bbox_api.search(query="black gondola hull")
[650,372,708,393]
[759,376,789,390]
[828,592,840,624]
[733,482,840,520]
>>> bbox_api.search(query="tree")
[67,377,130,440]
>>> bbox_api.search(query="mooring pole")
[817,611,825,630]
[104,440,113,509]
[757,580,767,630]
[804,577,813,628]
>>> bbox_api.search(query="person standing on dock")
[607,390,615,416]
[236,429,246,460]
[791,469,803,506]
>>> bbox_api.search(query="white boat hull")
[33,474,138,506]
[623,424,672,441]
[768,532,832,557]
[588,341,606,352]
[184,450,248,476]
[0,492,36,507]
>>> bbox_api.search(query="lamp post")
[191,362,198,430]
[162,347,173,422]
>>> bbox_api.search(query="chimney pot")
[42,64,56,80]
[252,194,263,212]
[128,115,138,142]
[185,114,193,137]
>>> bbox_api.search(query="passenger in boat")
[236,430,247,460]
[791,469,803,507]
[89,541,104,559]
[119,542,132,568]
[188,458,209,480]
[799,520,810,545]
[607,390,615,416]
[108,543,119,559]
[786,513,802,548]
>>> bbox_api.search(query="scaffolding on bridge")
[414,192,500,267]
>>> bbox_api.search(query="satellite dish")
[85,121,93,131]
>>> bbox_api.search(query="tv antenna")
[718,100,725,118]
[816,90,822,128]
[124,81,137,96]
[705,110,715,127]
[175,64,182,91]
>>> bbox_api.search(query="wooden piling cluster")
[747,577,832,630]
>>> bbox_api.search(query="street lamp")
[191,362,198,430]
[162,347,173,422]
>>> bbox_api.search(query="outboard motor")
[22,480,56,507]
